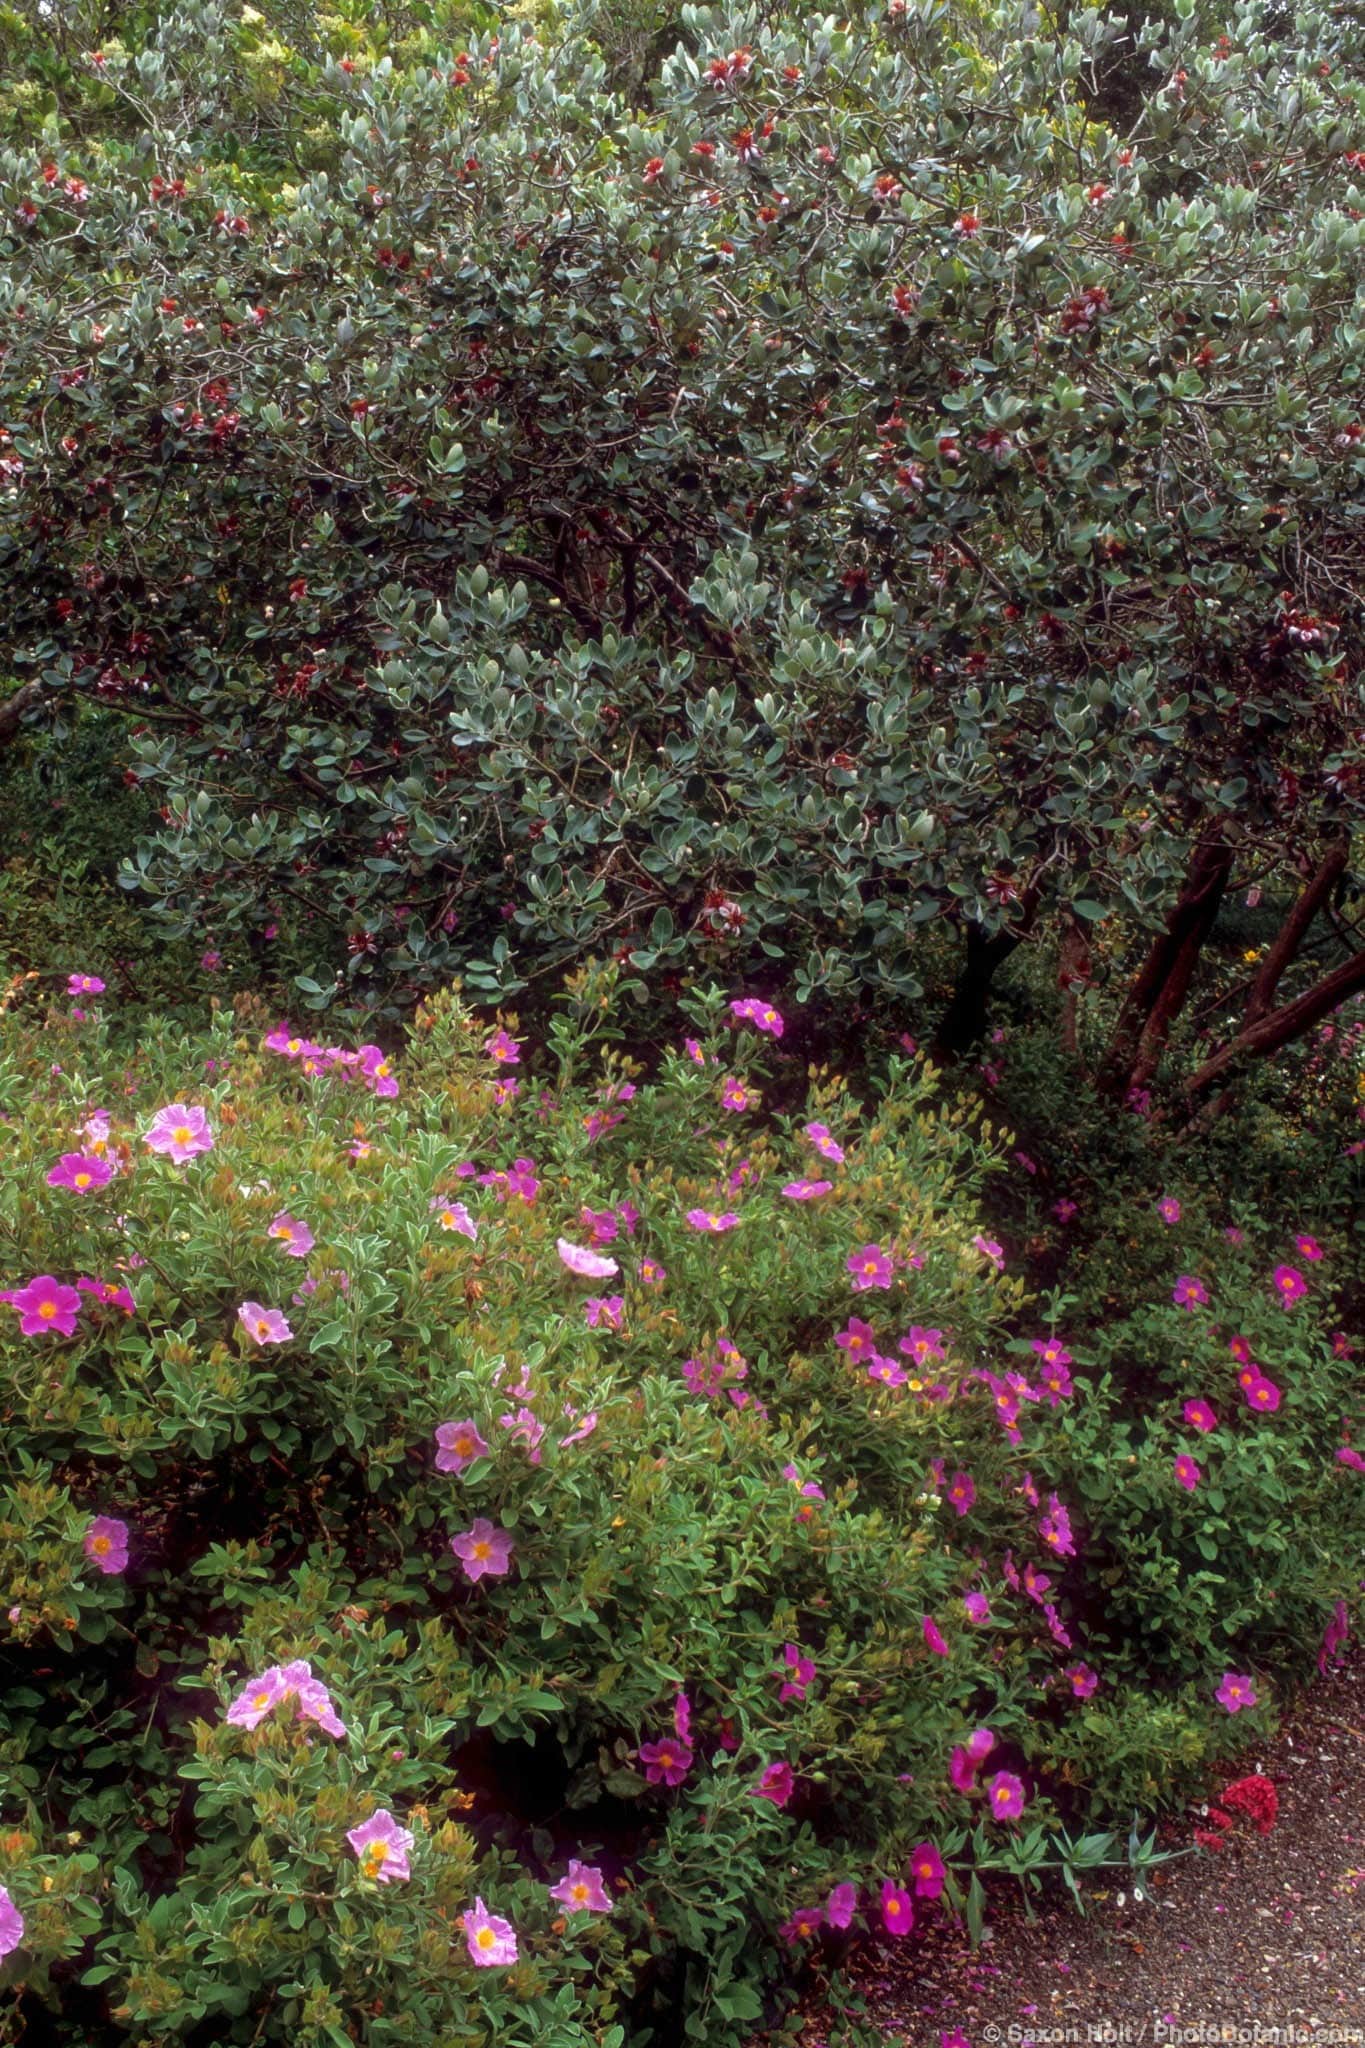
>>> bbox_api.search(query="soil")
[797,1655,1365,2047]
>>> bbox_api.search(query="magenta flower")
[1216,1672,1259,1713]
[8,1275,81,1337]
[673,1693,692,1743]
[946,1471,975,1517]
[1174,1454,1202,1492]
[942,2033,973,2048]
[584,1295,625,1330]
[559,1407,598,1449]
[68,972,105,996]
[227,1667,288,1728]
[143,1102,214,1162]
[909,1842,946,1898]
[880,1879,914,1936]
[803,1121,845,1164]
[431,1199,478,1240]
[556,1237,620,1278]
[83,1515,129,1574]
[1336,1446,1365,1472]
[0,1885,22,1959]
[451,1519,514,1582]
[1038,1497,1075,1556]
[484,1028,521,1065]
[1156,1195,1181,1225]
[47,1152,114,1194]
[358,1045,400,1098]
[972,1234,1005,1269]
[836,1317,879,1359]
[721,1075,759,1113]
[1318,1599,1350,1677]
[549,1860,612,1914]
[847,1243,894,1291]
[1065,1662,1099,1698]
[347,1808,414,1883]
[1292,1233,1323,1262]
[268,1213,315,1257]
[900,1325,947,1364]
[966,1727,997,1764]
[826,1881,857,1930]
[637,1256,666,1286]
[238,1303,293,1346]
[434,1420,490,1473]
[1243,1375,1282,1413]
[639,1738,693,1787]
[1271,1263,1306,1304]
[751,1761,795,1807]
[463,1896,518,1966]
[948,1746,976,1792]
[780,1906,825,1943]
[963,1591,991,1624]
[781,1178,832,1199]
[684,1208,740,1233]
[1184,1398,1217,1433]
[922,1615,949,1657]
[987,1771,1026,1821]
[730,997,784,1037]
[868,1353,908,1388]
[778,1644,817,1703]
[1172,1275,1209,1309]
[580,1206,618,1244]
[77,1276,135,1315]
[1053,1197,1078,1223]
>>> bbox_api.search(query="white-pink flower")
[143,1102,214,1162]
[238,1302,294,1345]
[556,1237,619,1279]
[463,1895,519,1965]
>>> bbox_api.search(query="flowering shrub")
[0,965,1357,2040]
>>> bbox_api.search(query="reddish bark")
[1096,837,1233,1098]
[1241,835,1350,1029]
[1184,945,1365,1105]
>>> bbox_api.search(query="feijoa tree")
[0,0,1361,1098]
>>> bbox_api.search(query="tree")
[0,0,1360,1071]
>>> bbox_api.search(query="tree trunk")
[1057,917,1092,1061]
[1096,836,1233,1098]
[933,894,1038,1059]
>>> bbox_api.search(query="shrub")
[0,966,1359,2042]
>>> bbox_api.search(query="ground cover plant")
[0,966,1360,2044]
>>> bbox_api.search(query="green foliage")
[0,0,1360,1013]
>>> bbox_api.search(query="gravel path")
[800,1656,1365,2047]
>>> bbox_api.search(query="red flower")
[1220,1775,1278,1834]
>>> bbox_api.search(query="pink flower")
[730,997,784,1037]
[639,1738,693,1786]
[83,1515,129,1574]
[67,972,105,996]
[7,1275,81,1336]
[1065,1662,1099,1698]
[1216,1671,1259,1713]
[900,1326,947,1364]
[1243,1374,1282,1413]
[556,1237,620,1278]
[580,1206,618,1244]
[942,2033,973,2048]
[780,1906,825,1943]
[559,1408,599,1449]
[909,1842,946,1898]
[347,1808,414,1882]
[721,1076,759,1113]
[549,1860,612,1913]
[47,1152,114,1194]
[922,1615,949,1657]
[451,1519,514,1582]
[803,1121,845,1164]
[880,1879,914,1935]
[1318,1599,1350,1677]
[946,1471,975,1517]
[1271,1263,1306,1304]
[826,1881,857,1929]
[499,1406,545,1463]
[1156,1195,1181,1225]
[966,1727,997,1763]
[987,1771,1026,1820]
[295,1674,347,1738]
[751,1761,795,1807]
[778,1643,817,1702]
[431,1199,477,1240]
[268,1213,315,1257]
[1292,1233,1323,1262]
[1038,1496,1075,1556]
[963,1591,991,1623]
[0,1886,23,1959]
[358,1046,399,1098]
[227,1667,288,1727]
[637,1256,666,1287]
[462,1896,519,1966]
[238,1302,293,1346]
[1336,1446,1365,1472]
[685,1208,740,1232]
[836,1317,879,1359]
[1172,1275,1209,1309]
[1053,1197,1078,1223]
[972,1234,1005,1270]
[143,1102,214,1161]
[1174,1454,1201,1492]
[484,1028,521,1065]
[782,1178,832,1199]
[847,1243,894,1290]
[584,1295,625,1329]
[434,1420,490,1473]
[1184,1399,1217,1433]
[77,1276,134,1315]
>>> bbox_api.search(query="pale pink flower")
[238,1302,293,1345]
[549,1860,612,1913]
[462,1896,518,1965]
[431,1198,478,1240]
[434,1420,490,1473]
[268,1213,315,1257]
[0,1887,24,1958]
[227,1667,289,1728]
[143,1102,213,1161]
[347,1808,414,1883]
[556,1237,620,1278]
[451,1519,514,1581]
[83,1515,129,1574]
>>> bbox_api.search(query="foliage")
[0,0,1361,1020]
[0,966,1356,2041]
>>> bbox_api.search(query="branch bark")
[1183,946,1365,1107]
[1242,833,1351,1029]
[1096,836,1233,1098]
